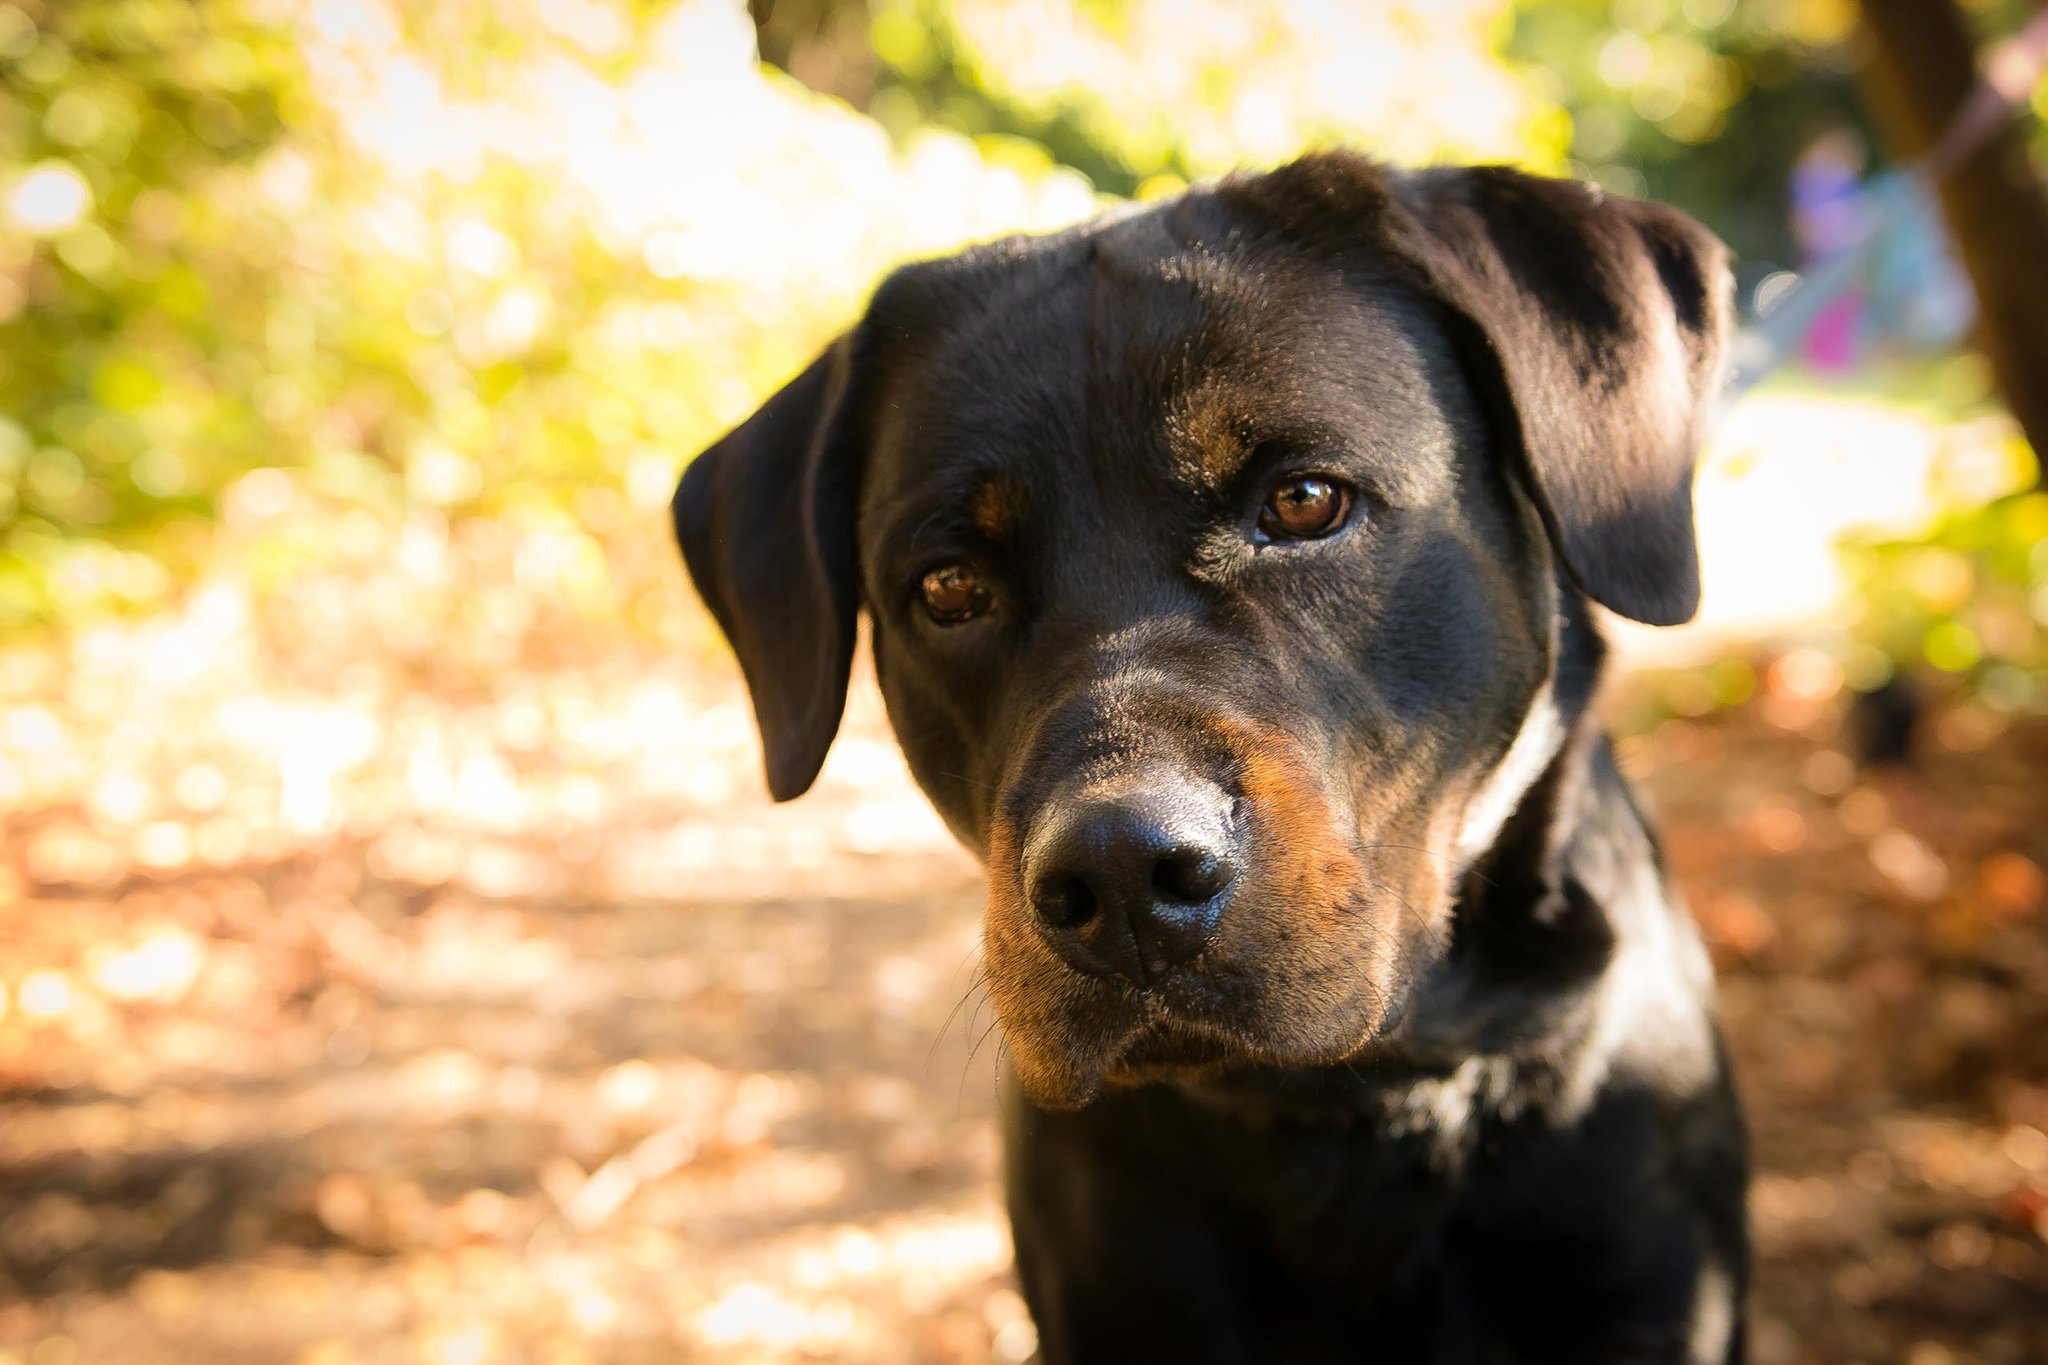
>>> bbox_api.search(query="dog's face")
[676,154,1731,1108]
[853,231,1562,1106]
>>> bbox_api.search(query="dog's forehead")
[864,198,1460,513]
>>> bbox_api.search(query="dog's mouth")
[996,984,1397,1111]
[985,890,1423,1111]
[993,989,1244,1111]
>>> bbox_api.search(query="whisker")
[964,978,994,1047]
[936,769,1001,795]
[959,1014,1004,1115]
[923,965,988,1084]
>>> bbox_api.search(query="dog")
[674,151,1748,1363]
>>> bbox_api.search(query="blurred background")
[2,0,2047,1361]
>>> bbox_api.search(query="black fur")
[673,151,1748,1363]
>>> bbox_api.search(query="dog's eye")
[1258,476,1353,542]
[919,563,992,624]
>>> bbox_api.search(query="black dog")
[675,151,1748,1364]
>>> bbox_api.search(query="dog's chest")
[1239,1119,1462,1282]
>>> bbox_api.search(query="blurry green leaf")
[1708,657,1758,706]
[1923,620,1983,673]
[92,358,162,412]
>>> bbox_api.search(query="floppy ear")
[673,332,866,801]
[1391,166,1732,627]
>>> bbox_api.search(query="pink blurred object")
[1803,291,1865,373]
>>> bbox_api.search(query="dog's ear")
[1392,166,1731,627]
[673,332,866,801]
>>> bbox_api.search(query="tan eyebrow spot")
[972,480,1018,538]
[1164,380,1254,488]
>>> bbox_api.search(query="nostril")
[1151,848,1236,904]
[1032,873,1098,929]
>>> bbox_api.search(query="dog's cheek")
[1218,724,1451,1053]
[873,639,995,854]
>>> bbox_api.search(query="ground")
[1,567,2044,1365]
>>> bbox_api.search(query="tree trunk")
[1856,0,2048,479]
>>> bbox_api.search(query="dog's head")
[675,153,1730,1108]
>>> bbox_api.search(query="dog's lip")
[992,870,1422,1106]
[1012,983,1270,1105]
[999,982,1144,1109]
[1008,957,1413,1106]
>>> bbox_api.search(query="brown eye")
[919,563,991,623]
[1259,476,1352,541]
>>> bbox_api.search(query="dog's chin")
[1005,986,1395,1110]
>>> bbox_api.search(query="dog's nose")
[1023,781,1239,985]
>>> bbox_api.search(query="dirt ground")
[1,571,2045,1364]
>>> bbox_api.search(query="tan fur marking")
[1163,383,1251,487]
[1224,721,1369,923]
[971,481,1016,539]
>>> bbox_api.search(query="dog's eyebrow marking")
[1164,380,1256,488]
[971,479,1017,539]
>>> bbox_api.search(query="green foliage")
[865,2,1167,197]
[0,0,308,620]
[0,0,827,634]
[1506,0,1876,265]
[1842,481,2048,711]
[864,0,1569,196]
